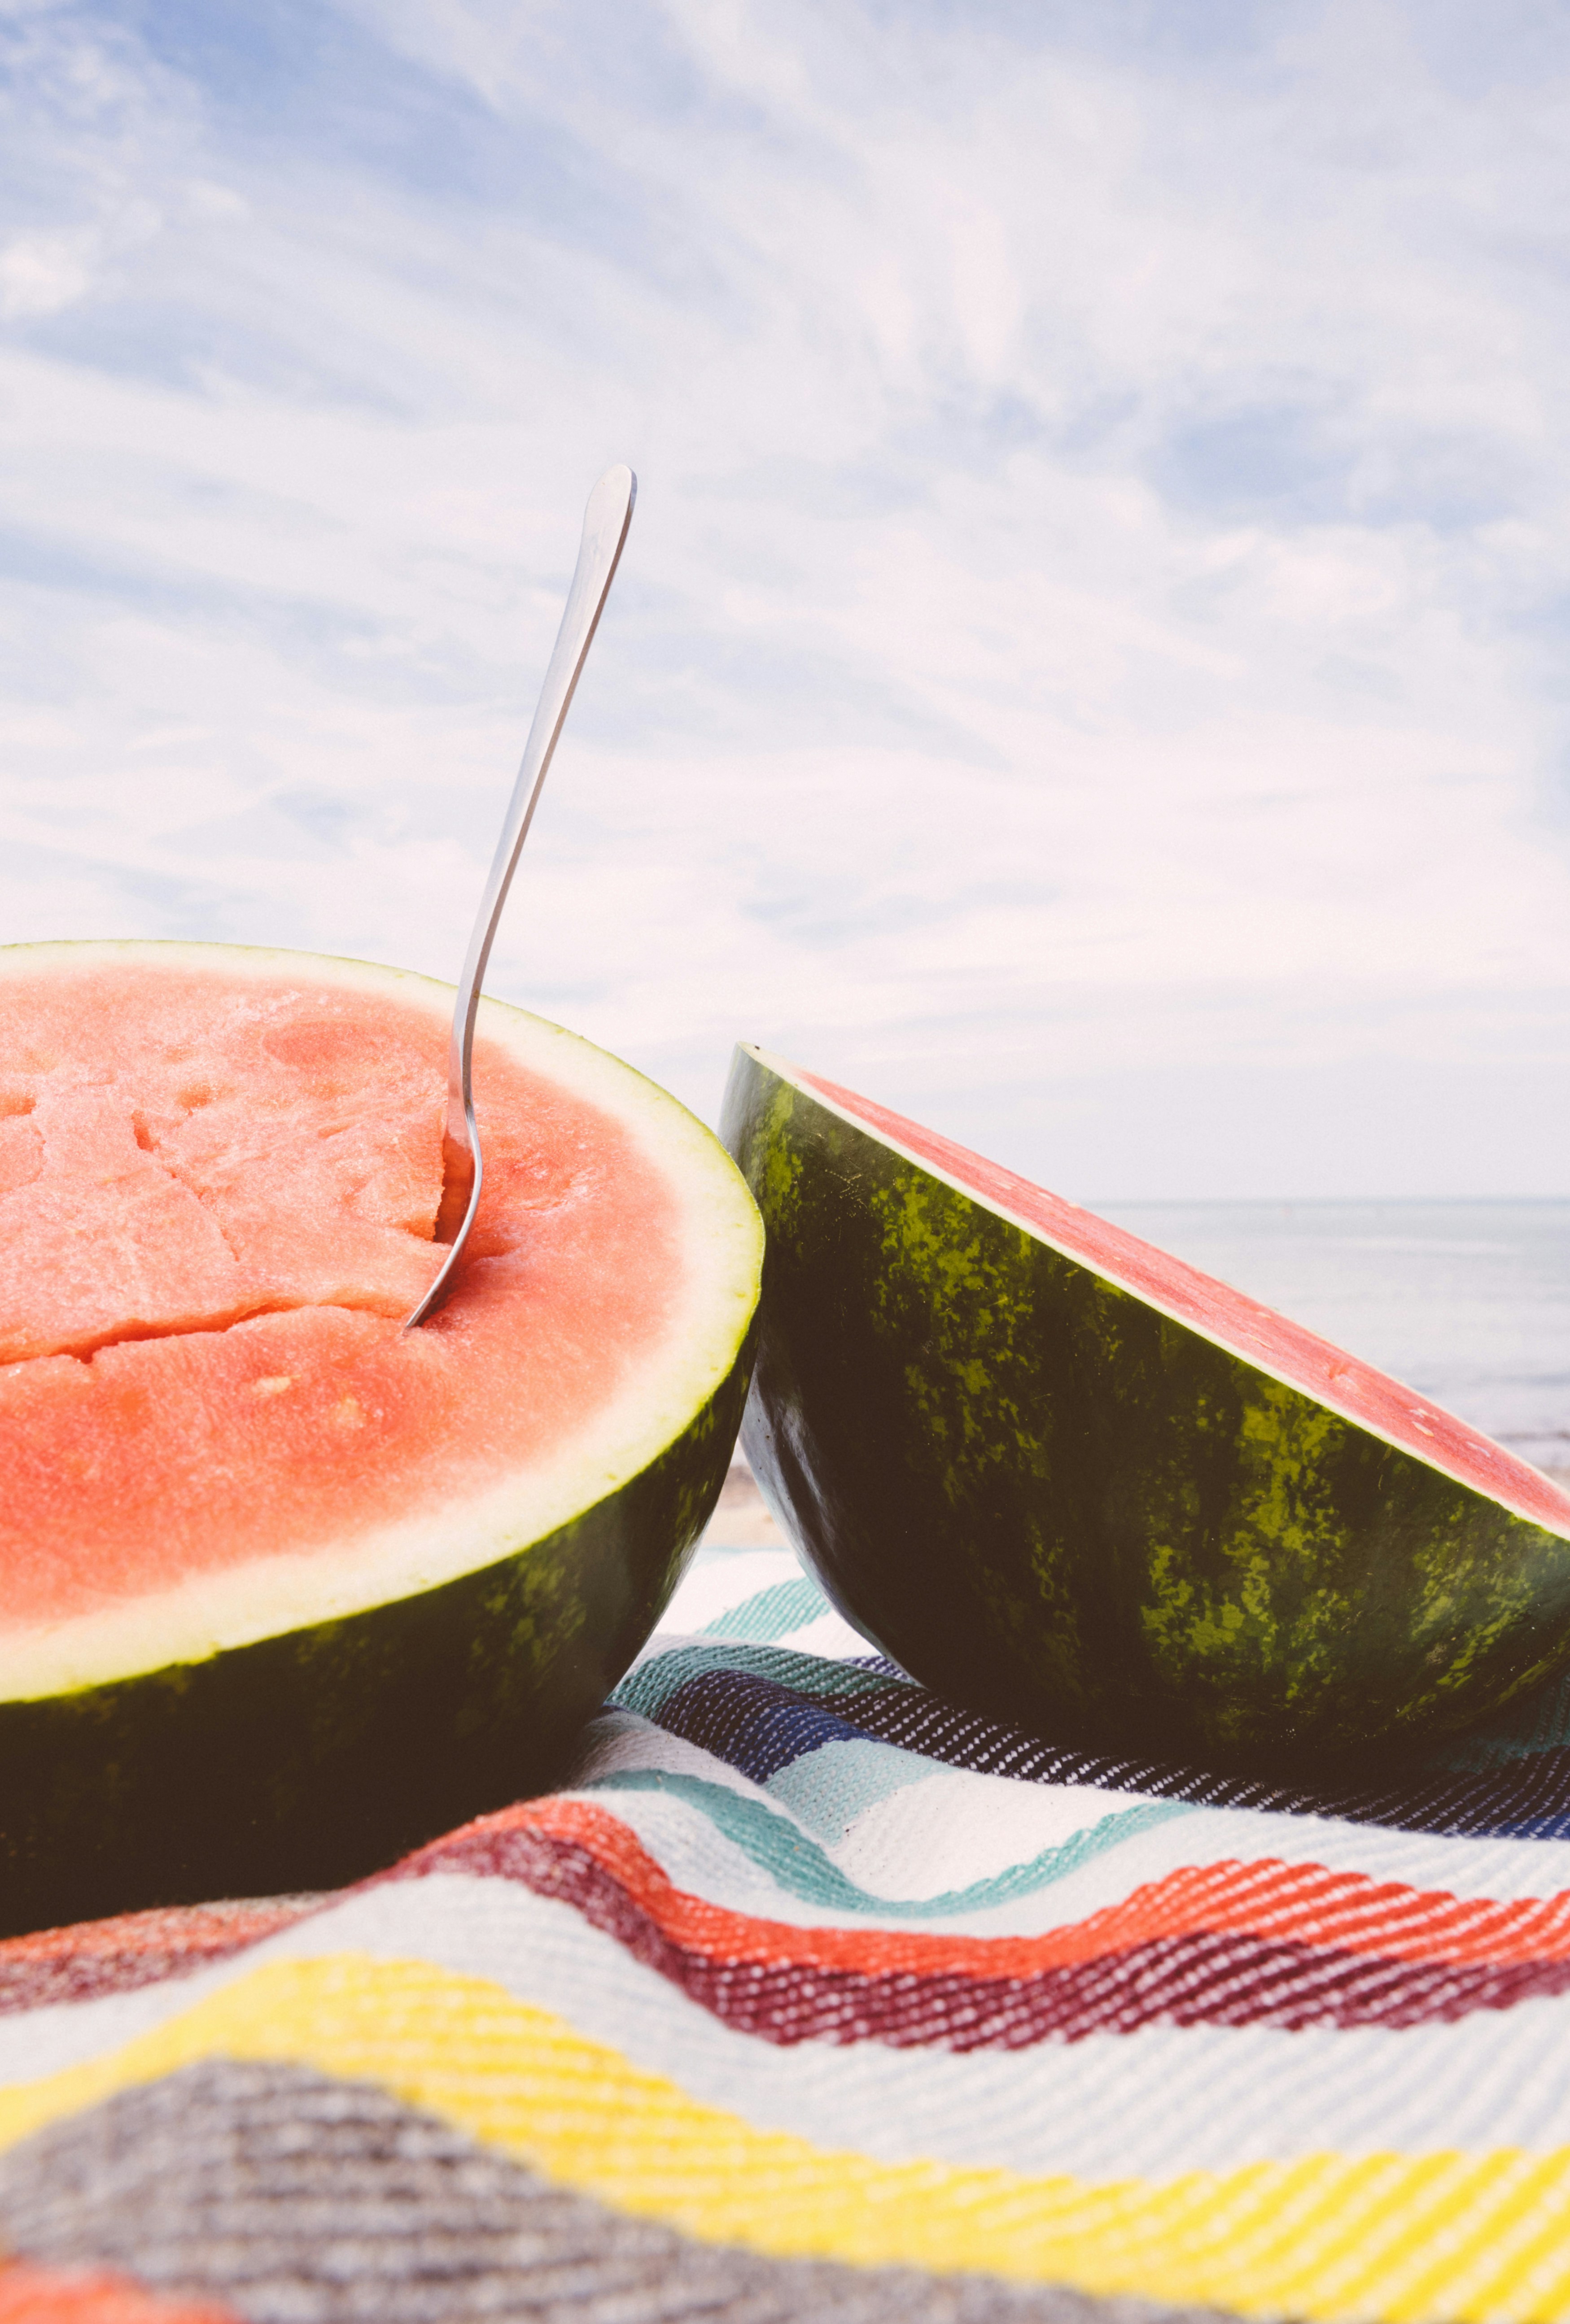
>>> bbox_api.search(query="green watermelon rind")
[723,1045,1570,1773]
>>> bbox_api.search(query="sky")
[1,0,1569,1200]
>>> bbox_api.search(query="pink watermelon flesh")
[0,961,685,1635]
[798,1068,1570,1538]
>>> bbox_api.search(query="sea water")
[1098,1200,1570,1482]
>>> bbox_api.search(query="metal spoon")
[404,462,637,1329]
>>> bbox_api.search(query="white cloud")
[0,227,95,316]
[0,0,1567,1196]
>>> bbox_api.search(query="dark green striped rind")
[0,1343,749,1940]
[722,1049,1570,1774]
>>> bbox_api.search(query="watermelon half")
[0,943,761,1936]
[723,1046,1570,1772]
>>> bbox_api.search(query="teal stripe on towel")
[700,1577,830,1641]
[587,1766,1188,1918]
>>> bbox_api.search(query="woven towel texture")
[9,1537,1570,2321]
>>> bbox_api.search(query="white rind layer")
[0,944,762,1700]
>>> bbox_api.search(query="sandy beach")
[707,1460,784,1547]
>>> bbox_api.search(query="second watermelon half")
[722,1046,1570,1772]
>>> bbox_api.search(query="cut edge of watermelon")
[0,951,762,1702]
[747,1046,1570,1542]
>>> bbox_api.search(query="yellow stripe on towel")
[0,1953,1567,2324]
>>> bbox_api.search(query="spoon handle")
[405,462,637,1328]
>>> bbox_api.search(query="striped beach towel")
[8,1522,1570,2321]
